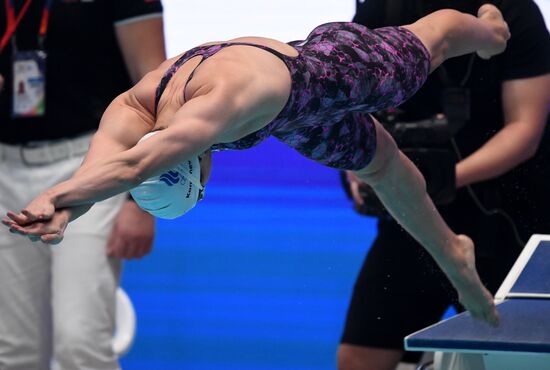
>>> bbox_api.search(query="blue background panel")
[120,138,378,369]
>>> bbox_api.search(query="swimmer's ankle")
[439,234,475,281]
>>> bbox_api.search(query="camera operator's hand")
[346,171,366,209]
[343,170,389,217]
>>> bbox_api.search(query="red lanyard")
[0,0,53,54]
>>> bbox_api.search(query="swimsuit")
[155,22,430,170]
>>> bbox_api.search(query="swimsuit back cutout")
[154,42,294,116]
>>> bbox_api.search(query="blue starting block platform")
[405,234,550,370]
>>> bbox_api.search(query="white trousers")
[0,142,125,370]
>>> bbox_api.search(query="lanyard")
[38,0,52,46]
[0,0,53,54]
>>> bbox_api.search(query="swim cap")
[130,132,204,219]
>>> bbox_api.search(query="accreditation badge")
[12,50,47,118]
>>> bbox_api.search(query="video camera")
[341,109,457,218]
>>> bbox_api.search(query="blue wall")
[120,137,377,369]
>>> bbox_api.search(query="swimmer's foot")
[476,4,510,59]
[442,234,500,326]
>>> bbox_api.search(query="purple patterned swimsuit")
[156,22,430,170]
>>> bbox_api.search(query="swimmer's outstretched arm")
[12,90,163,229]
[2,98,229,241]
[72,70,171,177]
[60,95,234,203]
[3,83,244,239]
[4,54,286,240]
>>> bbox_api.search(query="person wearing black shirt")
[338,1,550,370]
[0,1,165,369]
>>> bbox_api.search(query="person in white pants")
[0,143,125,368]
[0,1,165,368]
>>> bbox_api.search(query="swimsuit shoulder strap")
[154,44,224,115]
[155,42,294,114]
[228,41,292,63]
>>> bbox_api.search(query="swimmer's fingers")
[9,222,51,237]
[6,211,32,226]
[2,217,17,228]
[8,211,68,244]
[40,233,64,245]
[5,207,52,226]
[22,209,42,222]
[4,215,37,237]
[9,223,64,245]
[5,221,31,237]
[21,204,54,223]
[16,193,57,224]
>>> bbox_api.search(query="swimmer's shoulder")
[123,57,180,120]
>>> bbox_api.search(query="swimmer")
[3,5,509,326]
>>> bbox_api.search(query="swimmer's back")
[128,37,298,139]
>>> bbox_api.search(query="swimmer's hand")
[1,192,56,241]
[2,208,71,245]
[476,4,510,60]
[1,192,92,244]
[6,191,56,225]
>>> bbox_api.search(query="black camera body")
[342,111,457,218]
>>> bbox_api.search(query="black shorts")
[340,198,522,363]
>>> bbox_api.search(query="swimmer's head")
[129,131,211,219]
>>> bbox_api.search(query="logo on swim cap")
[130,131,205,219]
[159,170,181,186]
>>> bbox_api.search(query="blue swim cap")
[130,132,204,219]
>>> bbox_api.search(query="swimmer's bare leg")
[403,4,510,71]
[354,117,499,326]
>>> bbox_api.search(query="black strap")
[155,42,292,113]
